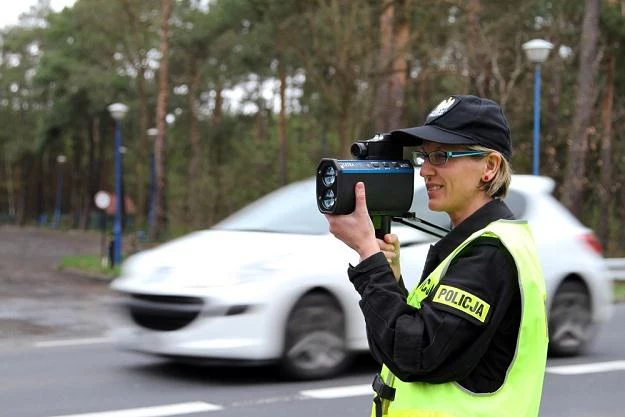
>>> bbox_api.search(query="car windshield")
[214,177,528,236]
[214,179,330,235]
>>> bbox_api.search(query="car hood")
[113,229,359,292]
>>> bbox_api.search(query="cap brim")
[390,125,477,147]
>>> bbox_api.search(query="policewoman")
[324,95,548,417]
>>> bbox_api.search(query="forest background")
[1,0,624,256]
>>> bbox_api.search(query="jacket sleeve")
[348,239,517,383]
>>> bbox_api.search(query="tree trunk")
[373,0,393,131]
[390,10,409,128]
[79,116,98,230]
[560,0,600,218]
[16,156,27,226]
[278,59,288,185]
[151,0,172,241]
[208,81,223,225]
[3,144,16,218]
[187,59,201,228]
[213,80,223,126]
[598,52,614,251]
[71,131,83,228]
[416,67,430,122]
[338,92,351,159]
[135,67,149,229]
[466,0,488,96]
[35,151,46,225]
[255,96,265,143]
[544,52,563,180]
[373,0,408,131]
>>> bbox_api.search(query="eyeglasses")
[412,150,488,167]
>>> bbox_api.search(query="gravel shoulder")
[0,225,120,348]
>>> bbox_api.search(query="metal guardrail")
[606,258,625,281]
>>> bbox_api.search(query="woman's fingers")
[354,182,369,215]
[324,182,380,261]
[377,238,394,252]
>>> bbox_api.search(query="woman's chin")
[427,202,444,212]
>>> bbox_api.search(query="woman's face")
[418,141,496,226]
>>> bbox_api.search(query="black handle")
[372,215,392,240]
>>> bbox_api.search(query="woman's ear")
[482,153,502,181]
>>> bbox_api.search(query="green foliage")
[0,0,624,255]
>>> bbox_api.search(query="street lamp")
[119,145,128,232]
[52,154,66,228]
[107,102,129,267]
[146,128,158,235]
[522,39,553,176]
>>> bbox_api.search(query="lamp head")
[108,103,129,121]
[522,39,553,64]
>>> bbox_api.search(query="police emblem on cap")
[426,96,457,123]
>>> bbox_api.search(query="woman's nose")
[419,159,434,177]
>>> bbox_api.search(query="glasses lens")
[322,166,336,187]
[413,152,426,167]
[321,189,336,210]
[429,151,448,165]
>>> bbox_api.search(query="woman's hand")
[380,233,401,281]
[324,182,380,262]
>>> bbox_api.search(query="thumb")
[354,182,368,214]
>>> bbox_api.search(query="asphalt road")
[1,225,624,417]
[0,225,118,348]
[0,305,624,417]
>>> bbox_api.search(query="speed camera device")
[316,133,448,238]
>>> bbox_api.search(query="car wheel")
[279,292,350,380]
[548,280,594,356]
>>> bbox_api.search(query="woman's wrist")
[358,243,381,262]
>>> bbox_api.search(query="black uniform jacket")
[348,199,521,393]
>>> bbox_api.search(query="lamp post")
[107,103,129,267]
[119,145,128,232]
[146,128,158,236]
[522,39,553,176]
[52,154,66,228]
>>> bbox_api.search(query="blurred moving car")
[109,175,613,380]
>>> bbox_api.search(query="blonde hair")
[467,145,512,198]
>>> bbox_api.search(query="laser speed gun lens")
[321,189,336,210]
[322,166,336,187]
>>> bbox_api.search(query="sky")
[0,0,76,30]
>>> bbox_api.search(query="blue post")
[53,162,64,228]
[532,63,542,176]
[113,120,123,266]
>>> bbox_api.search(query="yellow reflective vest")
[373,220,548,417]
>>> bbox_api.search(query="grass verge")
[614,280,625,303]
[59,255,120,279]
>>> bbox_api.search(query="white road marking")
[34,337,111,348]
[547,360,625,375]
[300,384,373,399]
[47,402,222,417]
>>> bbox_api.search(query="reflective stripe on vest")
[371,220,548,417]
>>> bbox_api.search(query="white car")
[109,175,613,380]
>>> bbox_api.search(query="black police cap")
[391,95,512,161]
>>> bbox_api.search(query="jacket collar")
[421,199,515,278]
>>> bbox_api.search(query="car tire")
[279,292,350,380]
[548,280,594,357]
